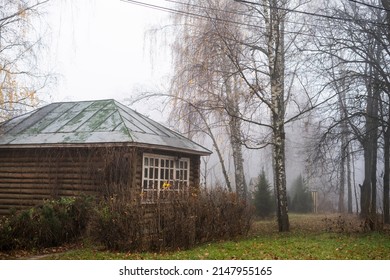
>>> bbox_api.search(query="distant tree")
[290,174,312,213]
[253,169,275,218]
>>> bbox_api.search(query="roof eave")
[0,142,212,156]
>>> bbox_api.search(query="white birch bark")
[267,0,289,231]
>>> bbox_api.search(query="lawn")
[38,213,390,260]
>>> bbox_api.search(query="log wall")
[0,146,201,215]
[0,146,136,215]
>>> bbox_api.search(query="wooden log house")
[0,99,211,215]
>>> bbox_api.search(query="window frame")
[141,153,190,203]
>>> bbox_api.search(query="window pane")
[155,159,159,166]
[144,157,149,166]
[154,168,158,179]
[144,168,148,178]
[184,170,188,180]
[150,168,154,179]
[184,161,188,169]
[161,159,165,167]
[150,159,154,167]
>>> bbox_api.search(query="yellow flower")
[162,181,171,189]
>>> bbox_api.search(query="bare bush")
[91,187,253,252]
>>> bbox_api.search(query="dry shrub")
[193,187,253,242]
[91,187,253,252]
[322,214,367,233]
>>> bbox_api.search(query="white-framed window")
[141,153,190,202]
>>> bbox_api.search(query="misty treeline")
[140,0,390,231]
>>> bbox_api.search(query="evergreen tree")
[253,169,275,218]
[289,174,313,213]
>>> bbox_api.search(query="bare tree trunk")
[229,115,247,199]
[201,113,233,192]
[370,57,380,229]
[338,84,348,213]
[347,145,353,214]
[339,141,346,213]
[361,147,372,219]
[384,125,390,223]
[353,152,359,214]
[273,121,289,231]
[268,1,289,231]
[371,124,378,222]
[225,76,247,200]
[361,64,379,229]
[380,0,390,224]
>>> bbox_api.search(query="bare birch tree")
[225,0,297,231]
[182,0,315,231]
[0,0,50,121]
[169,0,249,199]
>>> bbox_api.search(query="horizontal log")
[0,193,52,200]
[0,188,51,196]
[0,190,97,200]
[0,182,100,190]
[0,162,103,170]
[0,198,47,206]
[0,188,99,198]
[0,190,98,198]
[0,163,104,170]
[0,183,50,189]
[0,183,98,190]
[0,172,103,183]
[0,154,103,160]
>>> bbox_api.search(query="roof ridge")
[113,100,134,141]
[130,107,212,153]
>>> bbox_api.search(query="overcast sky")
[43,0,172,114]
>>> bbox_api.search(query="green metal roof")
[0,99,211,155]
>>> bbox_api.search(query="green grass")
[42,214,390,260]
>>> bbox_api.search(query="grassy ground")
[33,213,390,260]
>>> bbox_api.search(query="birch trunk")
[225,76,247,200]
[199,111,233,192]
[267,0,289,231]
